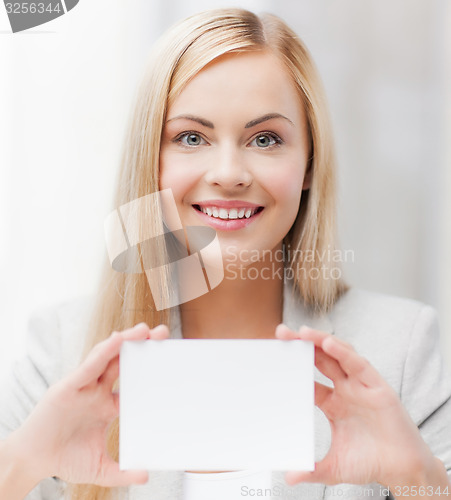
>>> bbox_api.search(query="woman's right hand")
[3,322,170,493]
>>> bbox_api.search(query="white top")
[182,470,272,500]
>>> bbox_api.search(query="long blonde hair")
[68,7,347,500]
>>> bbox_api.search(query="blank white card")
[119,339,314,471]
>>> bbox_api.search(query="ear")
[302,160,313,190]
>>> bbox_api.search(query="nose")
[204,146,252,190]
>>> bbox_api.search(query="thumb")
[96,458,148,487]
[285,461,331,486]
[285,470,316,485]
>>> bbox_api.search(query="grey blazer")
[1,279,451,500]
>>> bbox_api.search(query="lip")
[192,204,264,231]
[194,199,263,209]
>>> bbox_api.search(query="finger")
[276,325,346,383]
[148,324,170,340]
[298,328,362,384]
[285,469,315,485]
[101,325,169,388]
[314,381,333,409]
[285,454,337,486]
[96,458,148,487]
[71,322,156,389]
[275,323,299,340]
[70,333,123,389]
[315,346,346,383]
[322,337,380,387]
[297,326,355,352]
[119,323,170,341]
[278,324,350,353]
[112,391,120,412]
[119,322,152,341]
[99,356,120,389]
[285,469,326,486]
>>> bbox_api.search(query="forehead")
[167,51,304,126]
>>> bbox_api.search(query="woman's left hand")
[275,324,444,490]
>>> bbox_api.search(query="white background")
[0,0,450,381]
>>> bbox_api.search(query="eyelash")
[172,131,284,149]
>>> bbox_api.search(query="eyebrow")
[244,113,294,128]
[165,113,294,129]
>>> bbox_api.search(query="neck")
[180,255,284,339]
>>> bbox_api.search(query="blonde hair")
[68,7,347,500]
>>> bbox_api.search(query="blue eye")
[250,133,282,148]
[175,132,207,147]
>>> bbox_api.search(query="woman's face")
[159,50,311,266]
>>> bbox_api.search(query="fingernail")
[285,471,296,485]
[151,324,169,336]
[135,322,149,329]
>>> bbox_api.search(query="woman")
[0,8,450,500]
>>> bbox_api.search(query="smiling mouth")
[192,205,264,220]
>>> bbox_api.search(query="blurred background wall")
[0,0,450,380]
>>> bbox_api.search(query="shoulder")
[328,288,440,391]
[31,294,95,324]
[26,294,96,376]
[0,295,96,440]
[329,287,435,338]
[330,287,430,323]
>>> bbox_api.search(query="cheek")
[158,150,176,192]
[264,161,305,219]
[158,163,175,194]
[158,155,196,233]
[159,153,197,205]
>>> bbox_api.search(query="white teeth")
[218,208,229,220]
[197,205,261,220]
